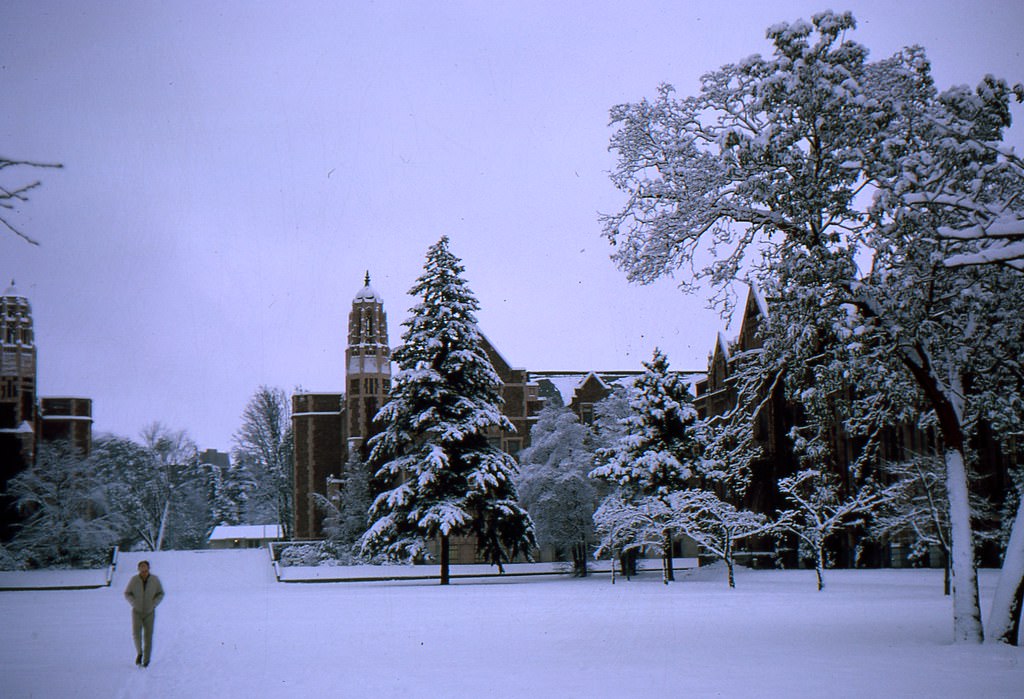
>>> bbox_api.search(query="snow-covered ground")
[1,550,1021,698]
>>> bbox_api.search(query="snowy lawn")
[1,550,1021,698]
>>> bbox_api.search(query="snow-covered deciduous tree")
[897,80,1024,272]
[602,10,1024,642]
[591,348,700,580]
[870,455,1000,597]
[139,423,209,550]
[360,237,535,584]
[593,494,672,582]
[593,489,771,588]
[91,435,161,550]
[233,386,293,537]
[0,157,62,245]
[517,403,597,576]
[93,426,208,551]
[668,490,773,589]
[6,441,117,568]
[590,384,632,451]
[776,469,895,591]
[667,489,774,588]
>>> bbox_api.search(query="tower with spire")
[345,271,391,453]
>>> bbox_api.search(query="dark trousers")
[131,611,156,663]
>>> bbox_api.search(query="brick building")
[0,282,93,541]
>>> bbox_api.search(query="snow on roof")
[354,284,382,303]
[3,279,25,298]
[748,281,769,318]
[477,331,516,373]
[717,332,732,362]
[208,524,283,541]
[354,272,383,303]
[533,373,583,405]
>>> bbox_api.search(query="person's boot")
[135,653,142,666]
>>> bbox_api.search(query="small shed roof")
[208,524,283,541]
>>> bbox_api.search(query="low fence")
[268,540,697,584]
[0,546,120,592]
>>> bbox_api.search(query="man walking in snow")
[123,560,165,667]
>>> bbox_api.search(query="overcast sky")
[3,1,1022,451]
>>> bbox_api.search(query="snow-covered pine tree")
[205,456,250,528]
[590,348,700,581]
[360,236,535,584]
[516,402,597,576]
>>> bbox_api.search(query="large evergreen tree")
[360,236,535,584]
[590,348,700,580]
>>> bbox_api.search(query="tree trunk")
[725,539,735,589]
[619,550,635,580]
[575,541,588,578]
[155,500,170,552]
[987,495,1024,645]
[883,326,983,642]
[942,548,951,597]
[663,532,675,583]
[439,533,450,586]
[944,447,984,642]
[816,543,826,592]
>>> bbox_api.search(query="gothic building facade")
[292,275,547,540]
[290,274,680,543]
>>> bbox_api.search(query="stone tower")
[1,281,37,539]
[345,272,391,454]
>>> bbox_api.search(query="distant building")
[38,397,93,457]
[0,282,94,542]
[199,449,230,468]
[208,523,283,549]
[0,283,36,541]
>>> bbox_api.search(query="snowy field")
[1,550,1022,698]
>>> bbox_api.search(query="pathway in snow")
[1,549,1022,698]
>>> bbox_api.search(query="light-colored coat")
[124,574,165,615]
